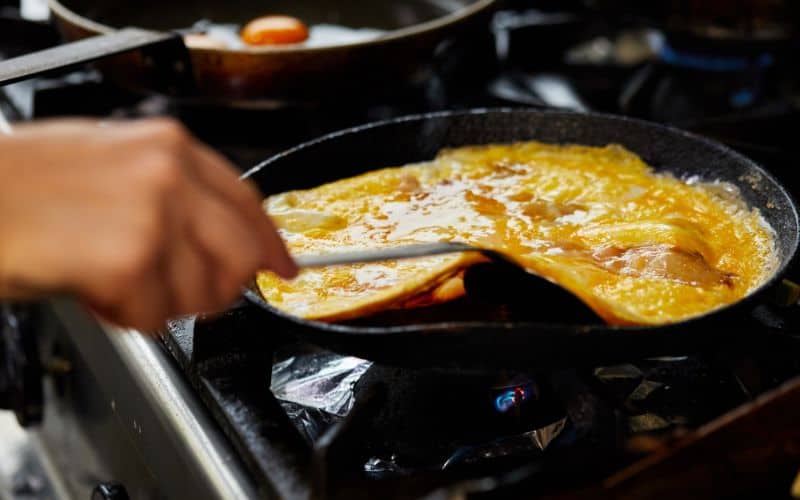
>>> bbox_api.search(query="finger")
[182,182,266,305]
[87,262,173,332]
[164,197,220,316]
[187,143,298,278]
[167,230,219,316]
[257,209,299,279]
[120,267,173,332]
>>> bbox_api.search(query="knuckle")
[146,118,189,144]
[116,228,163,279]
[136,205,167,243]
[139,155,183,194]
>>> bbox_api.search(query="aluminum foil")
[270,353,371,442]
[363,455,416,476]
[594,357,698,434]
[277,401,340,444]
[442,417,567,469]
[271,353,371,417]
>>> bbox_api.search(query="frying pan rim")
[48,0,496,54]
[242,107,800,336]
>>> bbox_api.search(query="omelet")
[257,142,777,325]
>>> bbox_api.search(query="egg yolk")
[241,15,310,45]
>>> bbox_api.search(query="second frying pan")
[241,109,800,371]
[0,0,495,101]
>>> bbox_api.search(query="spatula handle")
[0,27,194,89]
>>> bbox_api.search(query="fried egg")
[257,142,777,325]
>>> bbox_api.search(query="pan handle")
[0,28,182,87]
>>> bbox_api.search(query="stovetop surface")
[3,4,800,499]
[161,300,800,500]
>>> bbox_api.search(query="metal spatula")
[292,242,507,268]
[291,242,600,320]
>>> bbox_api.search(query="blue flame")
[660,44,773,73]
[494,386,527,413]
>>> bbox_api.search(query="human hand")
[0,118,297,330]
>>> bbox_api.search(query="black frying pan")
[241,109,800,370]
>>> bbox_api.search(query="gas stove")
[155,302,800,500]
[1,3,800,500]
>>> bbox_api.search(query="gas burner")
[620,36,782,123]
[350,366,566,474]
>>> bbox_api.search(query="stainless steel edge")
[47,298,260,500]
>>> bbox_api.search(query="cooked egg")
[257,141,777,325]
[182,33,228,50]
[187,18,385,50]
